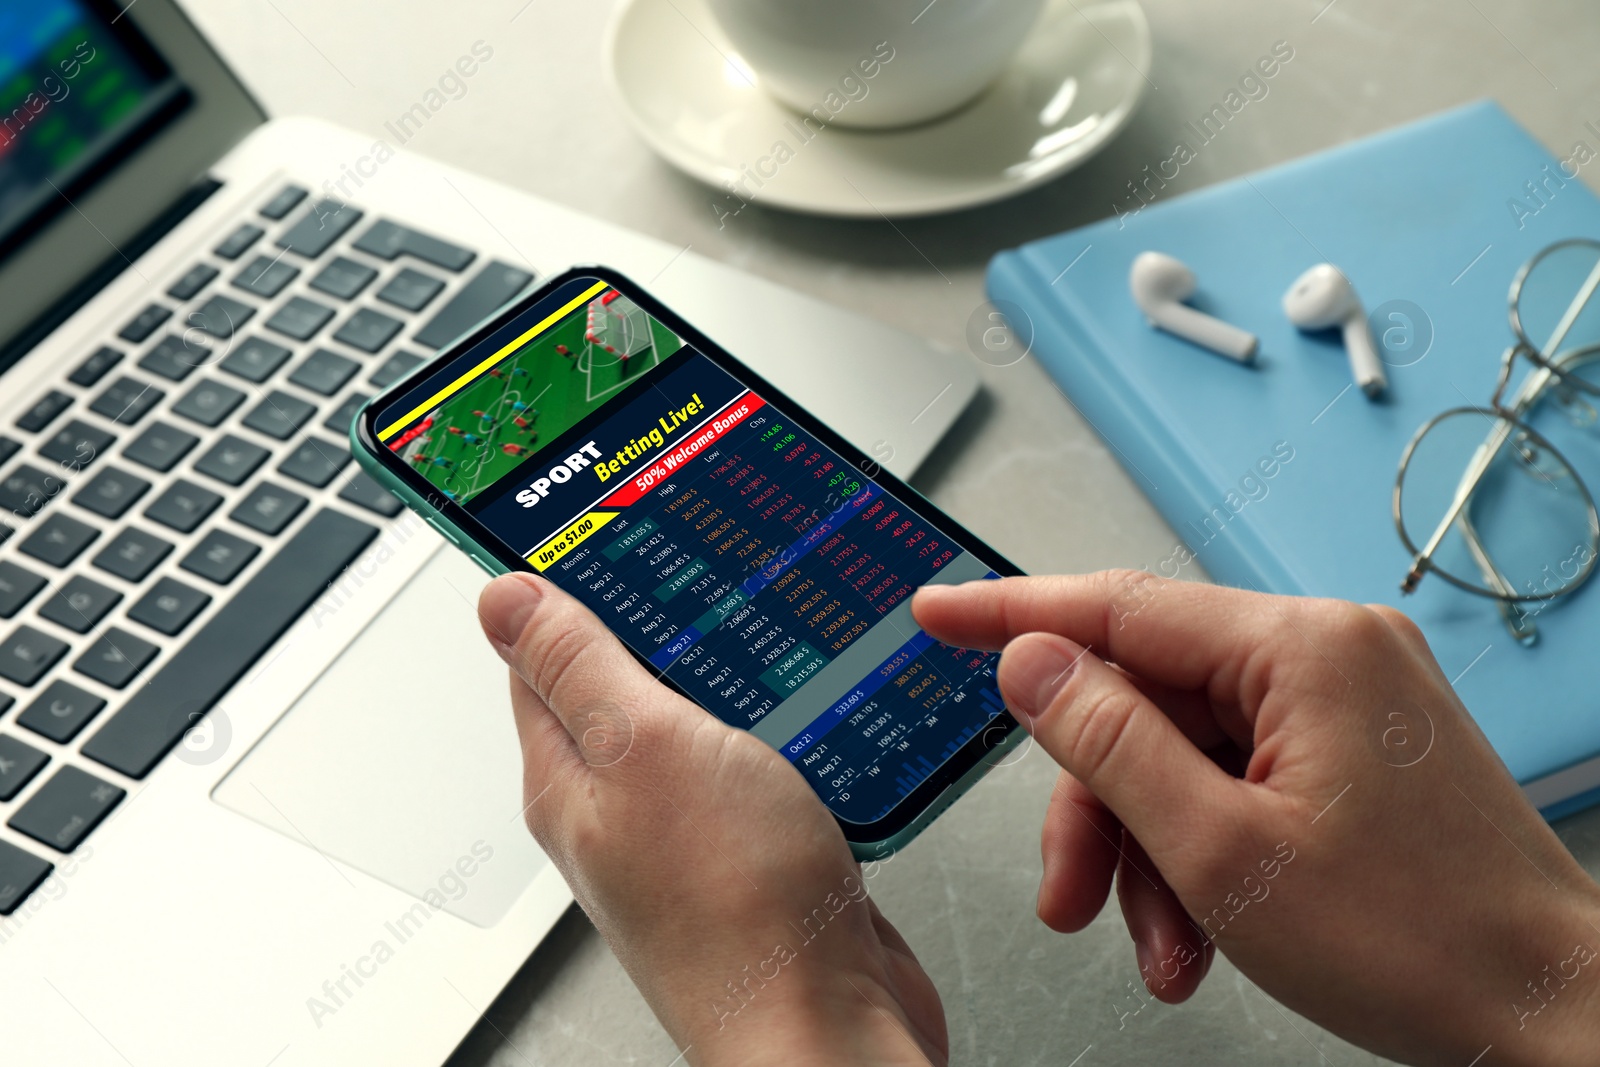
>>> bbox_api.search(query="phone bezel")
[353,264,1023,847]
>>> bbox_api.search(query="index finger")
[912,571,1287,695]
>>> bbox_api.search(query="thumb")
[999,633,1241,860]
[479,572,667,766]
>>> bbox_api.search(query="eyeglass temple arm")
[1456,510,1539,644]
[1402,257,1600,592]
[1402,418,1515,592]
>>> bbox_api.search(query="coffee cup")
[704,0,1045,129]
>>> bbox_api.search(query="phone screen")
[366,273,1012,829]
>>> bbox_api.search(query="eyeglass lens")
[1397,410,1594,600]
[1513,241,1600,361]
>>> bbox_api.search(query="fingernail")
[912,580,979,607]
[924,579,982,598]
[909,582,953,615]
[480,573,544,659]
[1002,636,1083,727]
[1132,940,1158,998]
[1135,937,1156,992]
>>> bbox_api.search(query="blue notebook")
[987,100,1600,818]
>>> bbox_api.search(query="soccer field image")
[392,291,686,503]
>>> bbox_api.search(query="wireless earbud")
[1129,251,1259,363]
[1282,264,1387,398]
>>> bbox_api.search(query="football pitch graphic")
[393,290,685,503]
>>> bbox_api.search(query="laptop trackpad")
[213,546,549,927]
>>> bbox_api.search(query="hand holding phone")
[352,267,1022,855]
[478,569,948,1067]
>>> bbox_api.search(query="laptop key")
[215,223,264,260]
[288,349,359,396]
[38,575,122,634]
[332,307,403,353]
[0,735,50,802]
[69,346,125,388]
[0,838,52,914]
[415,261,535,348]
[240,391,316,440]
[0,625,69,686]
[167,263,219,302]
[187,294,256,339]
[278,438,350,488]
[8,765,124,853]
[369,350,425,389]
[181,529,260,585]
[18,680,107,744]
[309,256,378,300]
[0,465,65,518]
[128,576,211,636]
[173,379,246,427]
[74,628,159,690]
[377,267,446,312]
[278,200,363,259]
[194,435,270,486]
[73,466,151,519]
[0,561,48,618]
[233,255,300,299]
[0,435,19,467]
[219,336,292,384]
[92,528,173,583]
[138,334,211,382]
[144,479,222,533]
[89,376,164,425]
[260,184,309,220]
[16,391,73,433]
[124,422,199,472]
[323,391,371,436]
[353,219,475,272]
[18,513,98,568]
[117,304,173,344]
[230,482,307,536]
[83,509,379,779]
[38,419,115,470]
[265,295,335,341]
[338,471,403,518]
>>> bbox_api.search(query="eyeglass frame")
[1392,238,1600,641]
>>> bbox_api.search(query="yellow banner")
[528,512,618,571]
[378,279,609,442]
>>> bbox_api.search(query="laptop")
[0,2,979,1062]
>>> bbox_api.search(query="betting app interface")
[373,277,1006,824]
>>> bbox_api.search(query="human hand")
[913,572,1600,1067]
[479,572,947,1067]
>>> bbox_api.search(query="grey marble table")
[180,0,1600,1062]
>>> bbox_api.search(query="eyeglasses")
[1393,238,1600,646]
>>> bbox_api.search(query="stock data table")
[538,371,1004,824]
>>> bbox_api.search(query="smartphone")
[351,266,1023,857]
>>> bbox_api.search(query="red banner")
[599,393,767,507]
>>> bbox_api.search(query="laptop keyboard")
[0,184,536,914]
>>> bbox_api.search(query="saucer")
[603,0,1152,218]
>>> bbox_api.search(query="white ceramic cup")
[704,0,1046,129]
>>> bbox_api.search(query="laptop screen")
[0,0,261,368]
[0,0,188,260]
